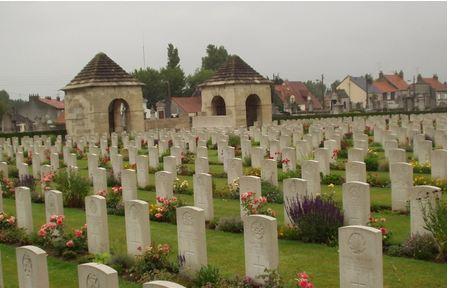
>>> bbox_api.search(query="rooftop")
[200,55,272,86]
[171,96,202,113]
[63,52,142,90]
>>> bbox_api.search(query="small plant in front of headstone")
[295,271,314,288]
[181,151,195,164]
[215,217,243,233]
[0,211,29,245]
[129,243,177,283]
[367,215,392,249]
[286,196,343,246]
[421,197,446,262]
[228,178,240,199]
[173,177,190,195]
[364,149,379,171]
[388,233,440,262]
[261,181,283,203]
[98,186,124,215]
[414,176,447,192]
[53,169,90,208]
[0,177,15,198]
[244,167,261,177]
[150,196,183,224]
[320,173,344,186]
[99,155,111,169]
[240,192,276,217]
[410,159,431,174]
[193,265,223,288]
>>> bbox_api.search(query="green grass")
[1,197,446,287]
[1,147,446,287]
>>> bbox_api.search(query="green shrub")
[181,151,195,164]
[422,198,447,262]
[321,173,345,185]
[107,254,135,275]
[378,160,389,172]
[367,173,390,188]
[244,167,261,177]
[8,166,18,179]
[54,169,90,208]
[364,153,379,171]
[401,234,439,261]
[261,181,283,204]
[228,135,240,148]
[278,170,301,182]
[194,265,222,287]
[242,156,251,167]
[215,217,243,233]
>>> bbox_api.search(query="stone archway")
[108,99,130,133]
[211,96,226,115]
[245,94,262,127]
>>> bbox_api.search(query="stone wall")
[145,116,191,130]
[192,115,233,128]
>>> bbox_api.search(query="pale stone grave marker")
[125,200,151,256]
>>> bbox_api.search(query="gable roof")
[383,74,409,90]
[274,81,322,109]
[421,77,446,91]
[372,80,397,93]
[63,52,142,90]
[38,97,64,110]
[171,96,202,113]
[349,76,381,94]
[200,55,272,86]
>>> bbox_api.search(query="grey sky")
[0,1,446,99]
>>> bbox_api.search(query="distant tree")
[304,80,327,101]
[0,90,10,120]
[167,43,180,69]
[201,44,229,71]
[272,74,284,85]
[160,66,185,98]
[365,74,373,84]
[330,80,341,92]
[132,68,165,108]
[184,68,215,96]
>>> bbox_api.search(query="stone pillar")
[176,206,207,273]
[78,263,118,288]
[342,181,370,226]
[283,178,307,225]
[85,195,110,254]
[125,200,151,256]
[244,215,279,283]
[44,190,64,223]
[193,173,214,222]
[15,186,33,233]
[16,245,49,288]
[339,226,383,288]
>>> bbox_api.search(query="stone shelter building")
[62,52,145,136]
[198,55,273,127]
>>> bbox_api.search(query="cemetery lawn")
[1,198,446,287]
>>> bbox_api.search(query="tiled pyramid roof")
[200,55,272,86]
[63,52,141,90]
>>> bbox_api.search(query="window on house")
[390,92,395,100]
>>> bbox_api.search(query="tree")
[304,80,327,101]
[201,44,229,71]
[132,68,165,108]
[167,43,180,69]
[184,68,215,96]
[330,80,341,93]
[0,90,10,121]
[160,66,185,98]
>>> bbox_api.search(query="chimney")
[433,74,438,80]
[45,96,51,100]
[378,71,384,79]
[56,96,61,101]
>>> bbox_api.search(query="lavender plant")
[286,195,343,246]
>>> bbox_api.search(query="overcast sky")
[0,1,446,99]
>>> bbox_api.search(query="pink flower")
[65,240,74,248]
[7,216,15,225]
[74,229,82,238]
[38,229,46,237]
[155,213,163,219]
[380,227,388,235]
[49,215,57,222]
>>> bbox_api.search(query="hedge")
[0,129,66,139]
[273,108,447,122]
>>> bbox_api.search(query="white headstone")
[16,245,49,288]
[125,200,151,256]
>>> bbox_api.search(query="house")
[171,96,202,117]
[336,76,380,110]
[326,90,351,114]
[1,94,65,132]
[372,71,409,110]
[273,80,322,113]
[407,75,447,111]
